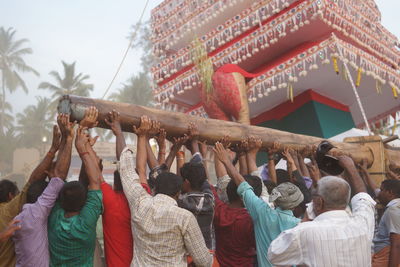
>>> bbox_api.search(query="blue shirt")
[373,198,400,253]
[237,182,300,267]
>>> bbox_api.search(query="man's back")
[48,190,102,267]
[101,182,133,267]
[268,192,376,267]
[214,201,256,267]
[13,178,64,267]
[178,189,215,249]
[130,192,209,266]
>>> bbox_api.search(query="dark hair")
[0,180,18,203]
[244,175,262,197]
[226,180,240,203]
[276,169,290,184]
[149,164,168,190]
[263,180,277,194]
[59,181,87,212]
[226,175,262,203]
[180,162,207,191]
[113,170,123,192]
[155,172,183,197]
[27,180,49,204]
[382,179,400,198]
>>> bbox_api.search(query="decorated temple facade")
[150,0,400,139]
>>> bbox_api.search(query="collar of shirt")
[275,207,295,216]
[386,198,400,208]
[154,193,178,206]
[313,210,349,221]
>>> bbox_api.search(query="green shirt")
[48,190,103,267]
[237,182,300,267]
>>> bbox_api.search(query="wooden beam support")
[58,95,377,164]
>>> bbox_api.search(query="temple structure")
[150,0,400,139]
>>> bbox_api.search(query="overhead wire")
[101,0,151,99]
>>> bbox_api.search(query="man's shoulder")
[289,220,324,233]
[171,203,194,216]
[385,204,400,219]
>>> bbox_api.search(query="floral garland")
[324,0,399,67]
[152,0,399,92]
[152,0,299,83]
[152,0,232,55]
[246,35,400,104]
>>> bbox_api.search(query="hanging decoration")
[332,56,339,75]
[356,67,363,87]
[392,85,398,99]
[151,0,400,125]
[190,37,214,102]
[152,0,399,85]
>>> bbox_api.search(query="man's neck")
[228,201,244,208]
[64,211,79,218]
[387,198,400,207]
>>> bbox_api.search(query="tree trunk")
[57,95,391,166]
[1,71,5,135]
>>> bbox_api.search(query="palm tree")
[95,72,153,141]
[39,61,93,105]
[0,27,39,133]
[0,126,20,173]
[130,21,158,73]
[109,72,153,106]
[16,96,53,149]
[0,95,13,131]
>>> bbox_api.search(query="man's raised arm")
[214,142,245,186]
[133,116,151,185]
[75,126,101,190]
[338,156,367,194]
[28,123,61,183]
[119,116,152,205]
[165,134,189,170]
[53,113,75,180]
[105,109,125,160]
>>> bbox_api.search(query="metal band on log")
[57,94,382,164]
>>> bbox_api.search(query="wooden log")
[58,95,378,165]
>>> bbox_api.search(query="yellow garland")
[342,63,348,81]
[392,86,398,99]
[190,37,214,102]
[288,83,294,102]
[392,119,397,136]
[375,80,382,94]
[356,68,362,87]
[332,56,339,75]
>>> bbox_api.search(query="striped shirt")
[119,147,213,267]
[13,177,64,267]
[268,192,376,267]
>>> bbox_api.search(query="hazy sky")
[1,0,399,115]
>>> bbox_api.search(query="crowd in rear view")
[0,106,399,267]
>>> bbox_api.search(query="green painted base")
[254,101,355,166]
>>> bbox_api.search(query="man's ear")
[8,192,15,202]
[174,191,181,200]
[313,196,324,215]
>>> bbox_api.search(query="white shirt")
[268,192,376,267]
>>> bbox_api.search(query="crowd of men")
[0,106,399,267]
